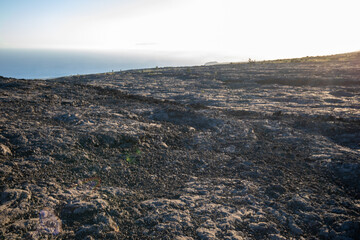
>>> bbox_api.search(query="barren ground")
[1,52,360,239]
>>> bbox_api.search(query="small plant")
[124,148,142,164]
[125,154,134,164]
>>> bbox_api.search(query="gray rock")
[268,234,287,240]
[0,144,12,156]
[288,195,313,211]
[76,225,99,238]
[54,113,81,124]
[249,222,278,234]
[62,199,109,222]
[95,213,119,232]
[1,188,31,204]
[289,221,303,235]
[174,236,194,240]
[265,184,286,198]
[196,227,218,240]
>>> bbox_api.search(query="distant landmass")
[204,61,219,66]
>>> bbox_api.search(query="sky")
[1,0,360,61]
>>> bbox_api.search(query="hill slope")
[1,52,359,239]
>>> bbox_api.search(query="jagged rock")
[288,221,303,235]
[0,144,11,156]
[1,188,31,204]
[249,222,279,234]
[268,234,287,240]
[196,227,218,240]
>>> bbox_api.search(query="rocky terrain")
[1,51,360,239]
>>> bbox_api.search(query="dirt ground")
[1,52,360,239]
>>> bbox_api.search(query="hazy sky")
[1,0,359,61]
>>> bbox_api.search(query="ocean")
[0,49,202,79]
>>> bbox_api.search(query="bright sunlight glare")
[0,0,359,61]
